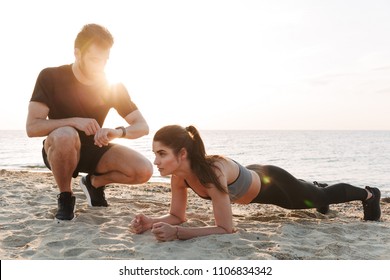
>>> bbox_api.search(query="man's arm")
[120,110,149,139]
[92,109,149,147]
[26,101,100,137]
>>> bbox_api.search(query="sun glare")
[105,62,123,85]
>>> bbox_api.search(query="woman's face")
[152,141,182,176]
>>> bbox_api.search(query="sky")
[1,0,390,131]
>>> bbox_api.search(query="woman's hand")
[130,214,153,234]
[151,222,178,242]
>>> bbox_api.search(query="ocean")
[1,130,389,197]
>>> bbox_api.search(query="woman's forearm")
[176,225,232,240]
[152,213,186,226]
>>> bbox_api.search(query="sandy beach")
[1,169,389,260]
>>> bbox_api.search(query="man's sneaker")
[80,175,108,207]
[363,186,381,221]
[314,181,330,214]
[55,192,76,221]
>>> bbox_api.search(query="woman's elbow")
[176,215,187,224]
[171,213,186,224]
[219,226,235,234]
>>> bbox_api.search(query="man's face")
[78,43,110,81]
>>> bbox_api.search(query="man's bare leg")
[44,127,80,220]
[91,145,153,187]
[44,127,81,193]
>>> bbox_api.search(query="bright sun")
[105,62,123,85]
[103,59,131,129]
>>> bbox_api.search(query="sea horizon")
[1,129,389,197]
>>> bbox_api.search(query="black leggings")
[247,164,367,209]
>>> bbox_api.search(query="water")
[1,130,389,197]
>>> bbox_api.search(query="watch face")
[116,126,126,137]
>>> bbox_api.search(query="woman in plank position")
[130,125,381,241]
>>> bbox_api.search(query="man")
[26,24,153,221]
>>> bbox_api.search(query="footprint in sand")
[2,234,36,248]
[46,238,79,249]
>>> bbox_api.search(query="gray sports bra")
[184,160,253,201]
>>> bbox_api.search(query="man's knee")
[46,127,80,149]
[135,160,153,183]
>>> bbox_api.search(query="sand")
[1,169,390,260]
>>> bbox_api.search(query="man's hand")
[94,128,119,147]
[73,118,101,136]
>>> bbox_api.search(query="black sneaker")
[80,175,108,207]
[363,186,381,221]
[55,192,76,221]
[314,181,330,214]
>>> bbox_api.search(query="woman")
[130,125,381,241]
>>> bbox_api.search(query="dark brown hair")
[74,23,114,54]
[153,125,227,194]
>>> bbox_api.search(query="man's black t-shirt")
[31,64,140,176]
[30,64,138,127]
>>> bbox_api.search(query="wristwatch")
[115,126,126,138]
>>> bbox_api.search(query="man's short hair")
[74,23,114,54]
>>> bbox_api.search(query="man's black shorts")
[42,132,114,178]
